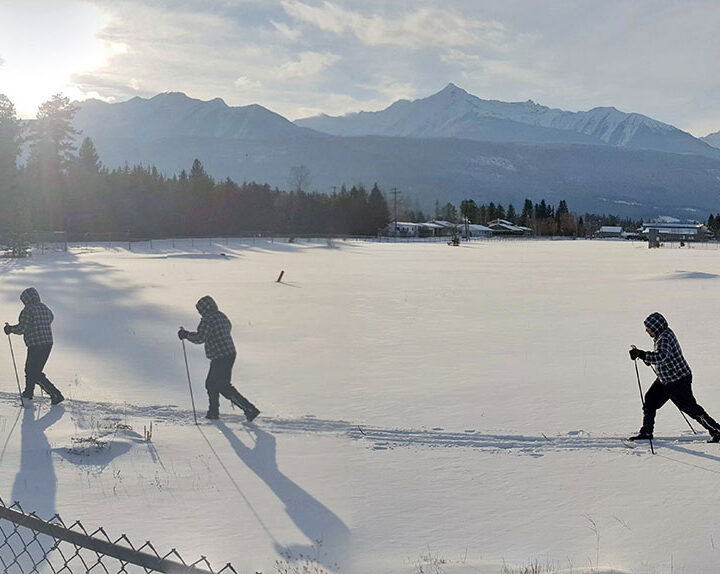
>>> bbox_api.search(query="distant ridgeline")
[1,90,719,240]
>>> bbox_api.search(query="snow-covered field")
[2,237,720,574]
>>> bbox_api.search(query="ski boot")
[244,406,260,423]
[628,428,653,441]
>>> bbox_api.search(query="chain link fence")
[0,498,236,574]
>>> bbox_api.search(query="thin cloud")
[281,1,508,48]
[270,20,302,41]
[277,52,341,79]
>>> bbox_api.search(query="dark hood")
[644,312,668,338]
[196,295,219,317]
[20,287,41,305]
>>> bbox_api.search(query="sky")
[1,0,720,137]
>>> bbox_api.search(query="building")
[487,219,533,236]
[596,226,623,238]
[426,220,460,237]
[385,222,422,237]
[641,221,710,242]
[463,223,493,238]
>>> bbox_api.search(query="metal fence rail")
[0,499,237,574]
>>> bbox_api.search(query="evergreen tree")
[555,199,575,236]
[439,202,458,223]
[27,93,79,179]
[460,199,478,223]
[189,158,209,181]
[0,94,29,253]
[25,94,79,230]
[478,204,488,224]
[506,204,517,223]
[367,183,390,234]
[0,94,22,179]
[487,202,497,221]
[519,199,533,227]
[77,137,102,173]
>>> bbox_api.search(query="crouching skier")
[178,296,260,422]
[4,287,64,405]
[629,312,720,443]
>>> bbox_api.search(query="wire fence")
[0,498,236,574]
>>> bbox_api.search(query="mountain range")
[297,83,720,158]
[71,86,720,219]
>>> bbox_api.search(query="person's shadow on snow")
[6,405,65,570]
[12,405,65,518]
[216,422,349,567]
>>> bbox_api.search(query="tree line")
[0,93,391,242]
[426,199,642,237]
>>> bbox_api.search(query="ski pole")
[6,333,24,407]
[181,338,198,425]
[648,363,697,434]
[633,354,655,454]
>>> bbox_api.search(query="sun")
[0,0,114,118]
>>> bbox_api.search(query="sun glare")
[0,0,112,118]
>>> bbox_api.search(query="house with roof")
[385,222,422,237]
[595,226,623,238]
[425,220,460,237]
[487,219,533,236]
[640,221,710,242]
[463,223,493,238]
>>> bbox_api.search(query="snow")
[2,238,720,573]
[298,83,677,146]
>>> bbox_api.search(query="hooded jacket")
[186,296,236,359]
[7,288,54,347]
[642,312,691,383]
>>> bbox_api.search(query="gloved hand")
[177,327,189,340]
[3,324,11,335]
[629,347,646,361]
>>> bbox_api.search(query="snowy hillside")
[296,84,719,157]
[702,129,720,149]
[3,238,720,573]
[73,93,311,141]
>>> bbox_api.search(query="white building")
[596,226,623,238]
[385,222,422,237]
[487,219,533,236]
[641,221,709,242]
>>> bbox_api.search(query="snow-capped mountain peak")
[296,84,718,157]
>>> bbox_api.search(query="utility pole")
[390,188,401,237]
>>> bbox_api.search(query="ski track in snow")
[1,392,705,456]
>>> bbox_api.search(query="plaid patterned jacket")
[7,288,54,347]
[186,296,236,359]
[643,312,691,383]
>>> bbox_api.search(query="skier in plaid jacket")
[178,296,259,421]
[629,312,720,442]
[4,287,64,404]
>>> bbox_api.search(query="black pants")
[206,354,256,414]
[643,374,720,436]
[24,345,61,398]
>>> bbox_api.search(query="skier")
[4,287,64,405]
[628,312,720,442]
[178,295,259,421]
